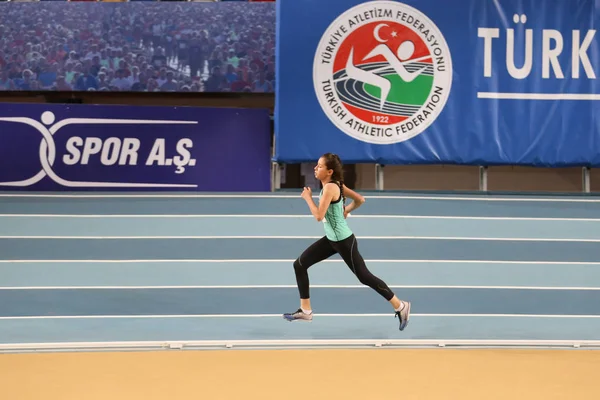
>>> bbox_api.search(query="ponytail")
[322,153,345,205]
[337,178,346,206]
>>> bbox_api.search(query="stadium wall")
[2,0,600,193]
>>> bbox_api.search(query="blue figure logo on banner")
[0,103,272,192]
[0,111,198,189]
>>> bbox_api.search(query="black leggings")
[293,234,395,301]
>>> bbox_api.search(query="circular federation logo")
[313,1,453,144]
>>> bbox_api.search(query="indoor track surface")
[1,192,600,351]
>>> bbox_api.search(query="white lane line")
[1,259,600,265]
[1,193,600,202]
[1,313,599,320]
[0,285,598,290]
[1,235,599,242]
[1,214,600,222]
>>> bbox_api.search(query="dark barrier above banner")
[274,0,600,167]
[0,103,271,191]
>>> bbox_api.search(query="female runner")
[283,153,411,331]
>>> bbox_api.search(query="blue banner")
[0,103,271,191]
[275,0,600,166]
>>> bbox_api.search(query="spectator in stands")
[253,70,271,92]
[160,70,178,91]
[111,68,132,90]
[0,70,15,90]
[75,69,98,91]
[37,63,58,89]
[96,71,110,90]
[224,63,237,84]
[230,70,250,92]
[204,65,227,91]
[54,75,72,90]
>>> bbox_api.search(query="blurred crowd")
[0,0,276,92]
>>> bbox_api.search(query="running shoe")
[395,301,411,331]
[283,308,313,322]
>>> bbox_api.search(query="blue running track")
[1,192,600,352]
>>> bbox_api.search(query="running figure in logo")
[343,35,429,111]
[330,21,434,126]
[283,153,411,331]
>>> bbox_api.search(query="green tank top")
[320,182,353,242]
